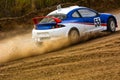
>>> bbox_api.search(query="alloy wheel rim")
[110,21,115,31]
[70,30,79,42]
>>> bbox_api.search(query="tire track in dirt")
[46,65,120,80]
[0,55,120,80]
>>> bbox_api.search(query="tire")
[107,18,116,32]
[69,29,80,44]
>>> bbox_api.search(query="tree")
[31,0,36,10]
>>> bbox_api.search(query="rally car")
[32,5,117,44]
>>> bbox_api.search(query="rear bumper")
[32,28,68,42]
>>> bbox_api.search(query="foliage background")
[0,0,120,34]
[0,0,120,18]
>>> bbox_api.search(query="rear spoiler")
[32,16,61,25]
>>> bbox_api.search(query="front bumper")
[32,28,68,43]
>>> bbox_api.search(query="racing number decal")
[94,17,101,27]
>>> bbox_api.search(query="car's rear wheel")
[107,18,116,32]
[69,29,80,44]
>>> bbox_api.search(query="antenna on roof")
[57,4,61,11]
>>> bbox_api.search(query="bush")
[0,0,119,18]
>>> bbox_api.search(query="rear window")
[49,13,66,20]
[40,14,66,23]
[40,18,55,23]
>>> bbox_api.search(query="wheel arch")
[107,16,117,27]
[68,27,80,36]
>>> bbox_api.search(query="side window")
[72,11,80,18]
[78,9,97,17]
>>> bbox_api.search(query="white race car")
[32,5,118,44]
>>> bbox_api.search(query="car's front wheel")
[69,29,80,44]
[107,18,116,32]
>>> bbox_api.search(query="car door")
[78,8,101,32]
[69,11,87,34]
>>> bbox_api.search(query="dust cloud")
[115,13,120,30]
[0,29,117,64]
[0,36,69,64]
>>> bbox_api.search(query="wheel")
[69,29,80,44]
[107,18,116,32]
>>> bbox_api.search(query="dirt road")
[0,12,120,80]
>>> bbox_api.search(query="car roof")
[48,6,86,15]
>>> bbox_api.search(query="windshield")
[40,13,66,23]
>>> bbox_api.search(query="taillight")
[32,18,38,25]
[32,18,38,29]
[59,24,65,27]
[52,24,65,29]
